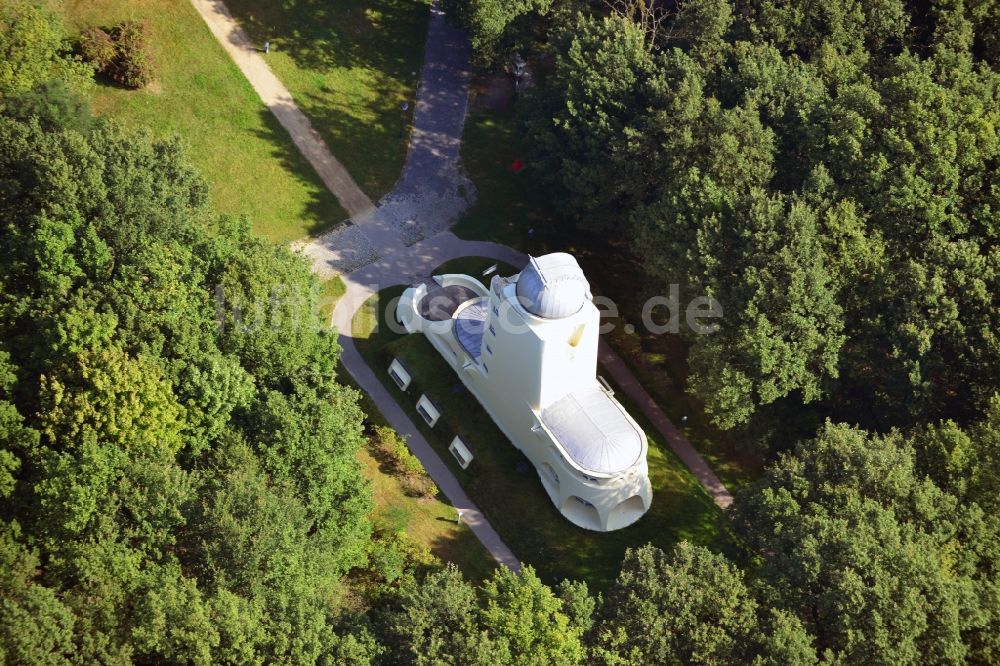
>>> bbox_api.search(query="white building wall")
[485,280,601,411]
[396,268,652,532]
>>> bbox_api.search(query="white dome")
[515,253,590,319]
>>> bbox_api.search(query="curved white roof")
[541,386,643,475]
[515,253,590,319]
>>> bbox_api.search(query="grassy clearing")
[352,261,726,590]
[359,439,497,584]
[453,111,551,249]
[63,0,346,243]
[333,334,496,583]
[454,107,764,489]
[223,0,430,200]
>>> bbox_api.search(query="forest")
[1,0,998,664]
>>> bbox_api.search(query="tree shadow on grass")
[426,524,498,584]
[297,83,412,198]
[243,58,416,214]
[226,0,430,198]
[251,106,349,237]
[224,0,430,75]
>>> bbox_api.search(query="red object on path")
[510,158,525,173]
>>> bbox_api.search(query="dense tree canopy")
[383,565,585,665]
[0,0,91,100]
[496,0,1000,437]
[432,2,1000,662]
[371,421,1000,665]
[593,542,759,665]
[0,100,373,663]
[733,422,1000,663]
[3,1,999,663]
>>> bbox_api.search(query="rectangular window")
[488,324,496,336]
[389,369,405,389]
[492,305,499,316]
[417,405,433,426]
[449,437,473,469]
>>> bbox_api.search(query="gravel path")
[298,1,476,274]
[597,344,733,508]
[191,0,521,569]
[332,234,527,573]
[194,0,733,573]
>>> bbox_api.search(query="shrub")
[368,530,438,588]
[78,26,115,71]
[375,426,409,470]
[109,21,154,88]
[402,474,439,500]
[374,425,437,498]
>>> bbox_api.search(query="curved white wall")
[395,262,653,531]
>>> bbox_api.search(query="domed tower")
[484,253,600,412]
[397,253,652,531]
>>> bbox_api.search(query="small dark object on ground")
[471,74,513,112]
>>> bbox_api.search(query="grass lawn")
[452,111,552,249]
[358,428,496,584]
[454,107,765,489]
[352,260,728,590]
[63,0,347,244]
[329,296,496,583]
[222,0,431,200]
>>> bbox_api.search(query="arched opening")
[537,463,561,506]
[606,495,647,531]
[562,495,602,531]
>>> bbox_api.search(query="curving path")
[333,233,526,572]
[298,1,478,275]
[194,0,733,573]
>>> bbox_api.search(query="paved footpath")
[299,1,478,274]
[192,0,522,569]
[195,0,733,572]
[597,343,732,508]
[188,0,374,219]
[332,234,528,572]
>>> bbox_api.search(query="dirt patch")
[471,74,513,112]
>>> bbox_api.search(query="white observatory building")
[396,253,652,531]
